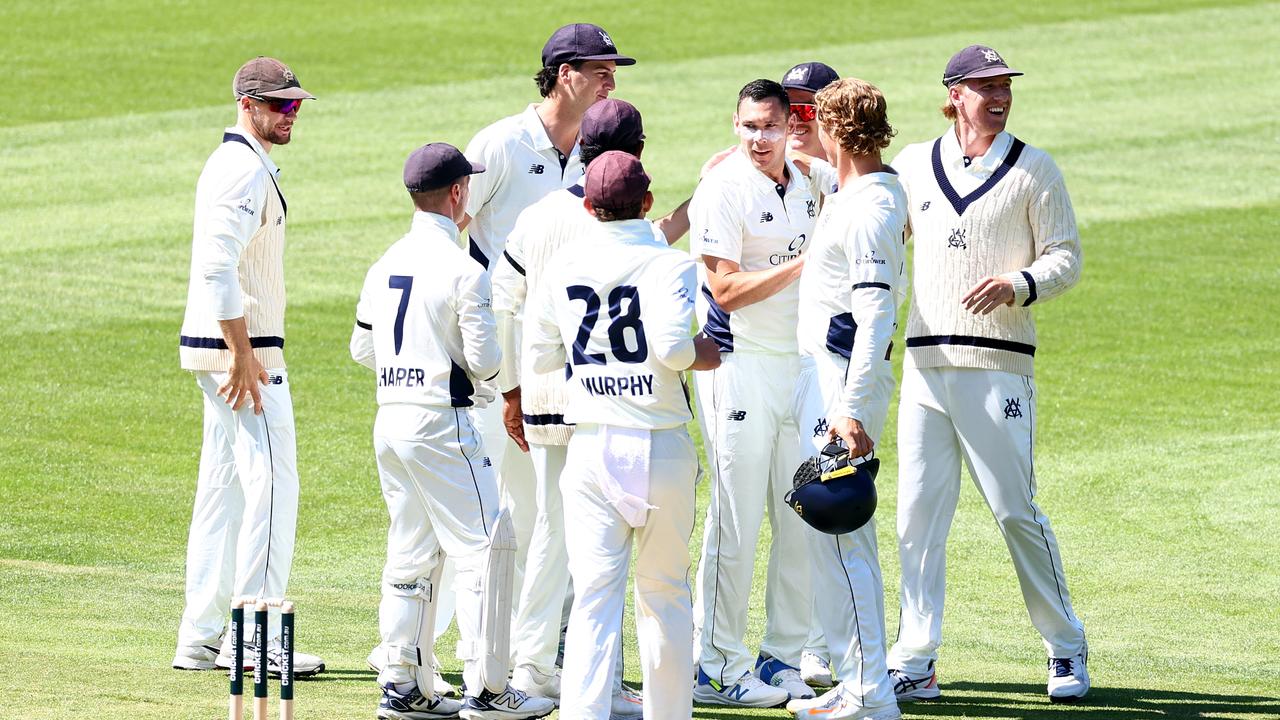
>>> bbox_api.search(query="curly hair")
[534,61,584,98]
[814,78,896,156]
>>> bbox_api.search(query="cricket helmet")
[785,442,878,534]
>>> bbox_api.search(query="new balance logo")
[724,684,750,702]
[947,227,967,250]
[481,457,493,467]
[920,201,931,211]
[760,212,773,223]
[813,418,828,437]
[267,374,284,385]
[275,216,283,225]
[528,164,545,175]
[1003,398,1023,419]
[726,410,747,421]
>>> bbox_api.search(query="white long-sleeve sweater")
[892,129,1082,377]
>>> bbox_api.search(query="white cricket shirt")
[464,104,584,273]
[350,211,501,408]
[688,149,818,354]
[797,171,908,421]
[528,218,698,430]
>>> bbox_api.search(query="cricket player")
[462,22,636,627]
[528,151,722,720]
[689,79,818,707]
[350,142,556,720]
[885,45,1089,703]
[173,56,324,677]
[786,78,907,720]
[493,98,680,717]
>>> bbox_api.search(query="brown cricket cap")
[581,98,645,150]
[233,57,316,100]
[584,151,650,211]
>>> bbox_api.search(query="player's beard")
[252,110,293,146]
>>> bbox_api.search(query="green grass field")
[2,1,1278,718]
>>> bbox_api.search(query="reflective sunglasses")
[248,95,303,115]
[790,103,817,122]
[736,125,786,142]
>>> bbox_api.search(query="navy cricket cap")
[581,99,645,150]
[404,143,485,192]
[781,62,840,94]
[542,23,636,67]
[584,151,650,210]
[943,45,1023,86]
[233,56,315,100]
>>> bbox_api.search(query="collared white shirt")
[351,211,500,408]
[688,149,818,354]
[464,104,584,273]
[529,219,698,430]
[797,172,908,421]
[938,128,1013,193]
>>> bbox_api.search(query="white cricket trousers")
[512,442,572,675]
[560,425,697,720]
[889,366,1086,674]
[693,351,811,682]
[374,404,502,694]
[793,353,896,709]
[177,369,298,648]
[473,400,538,608]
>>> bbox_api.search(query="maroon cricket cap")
[542,23,636,67]
[233,57,315,100]
[581,99,645,149]
[943,45,1023,86]
[404,143,485,192]
[584,151,651,210]
[781,62,840,94]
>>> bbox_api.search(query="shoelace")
[1050,657,1074,678]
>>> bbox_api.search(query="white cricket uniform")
[793,171,908,710]
[887,129,1086,674]
[464,104,584,614]
[528,218,699,720]
[350,210,506,694]
[176,128,297,650]
[492,180,667,684]
[688,149,818,682]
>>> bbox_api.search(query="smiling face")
[786,87,823,158]
[561,60,618,113]
[949,75,1013,138]
[241,96,300,147]
[734,96,789,177]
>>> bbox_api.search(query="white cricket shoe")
[754,653,815,700]
[368,646,459,698]
[609,683,644,719]
[801,650,834,687]
[693,668,790,707]
[509,665,560,703]
[459,685,555,719]
[172,642,220,671]
[1047,645,1090,703]
[887,661,940,701]
[794,687,901,720]
[378,681,463,720]
[215,637,326,677]
[787,684,841,712]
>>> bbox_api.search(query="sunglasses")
[247,95,303,115]
[790,103,817,122]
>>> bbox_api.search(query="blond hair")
[814,78,896,156]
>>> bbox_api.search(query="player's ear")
[583,197,595,216]
[641,191,654,214]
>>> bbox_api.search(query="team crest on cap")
[599,30,615,48]
[282,68,295,82]
[786,66,808,83]
[981,48,1002,63]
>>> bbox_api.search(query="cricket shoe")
[1047,644,1090,703]
[793,686,901,720]
[215,638,326,677]
[609,683,644,719]
[888,661,940,701]
[801,650,834,687]
[171,641,221,670]
[787,685,841,713]
[378,681,463,720]
[693,667,789,707]
[459,685,555,720]
[755,653,815,700]
[368,646,459,698]
[509,665,560,704]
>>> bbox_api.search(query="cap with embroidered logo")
[542,23,636,68]
[233,57,315,100]
[585,151,650,211]
[942,45,1023,86]
[404,143,485,192]
[781,62,840,93]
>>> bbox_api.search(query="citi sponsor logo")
[528,164,545,175]
[769,233,807,265]
[581,374,655,397]
[726,410,747,421]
